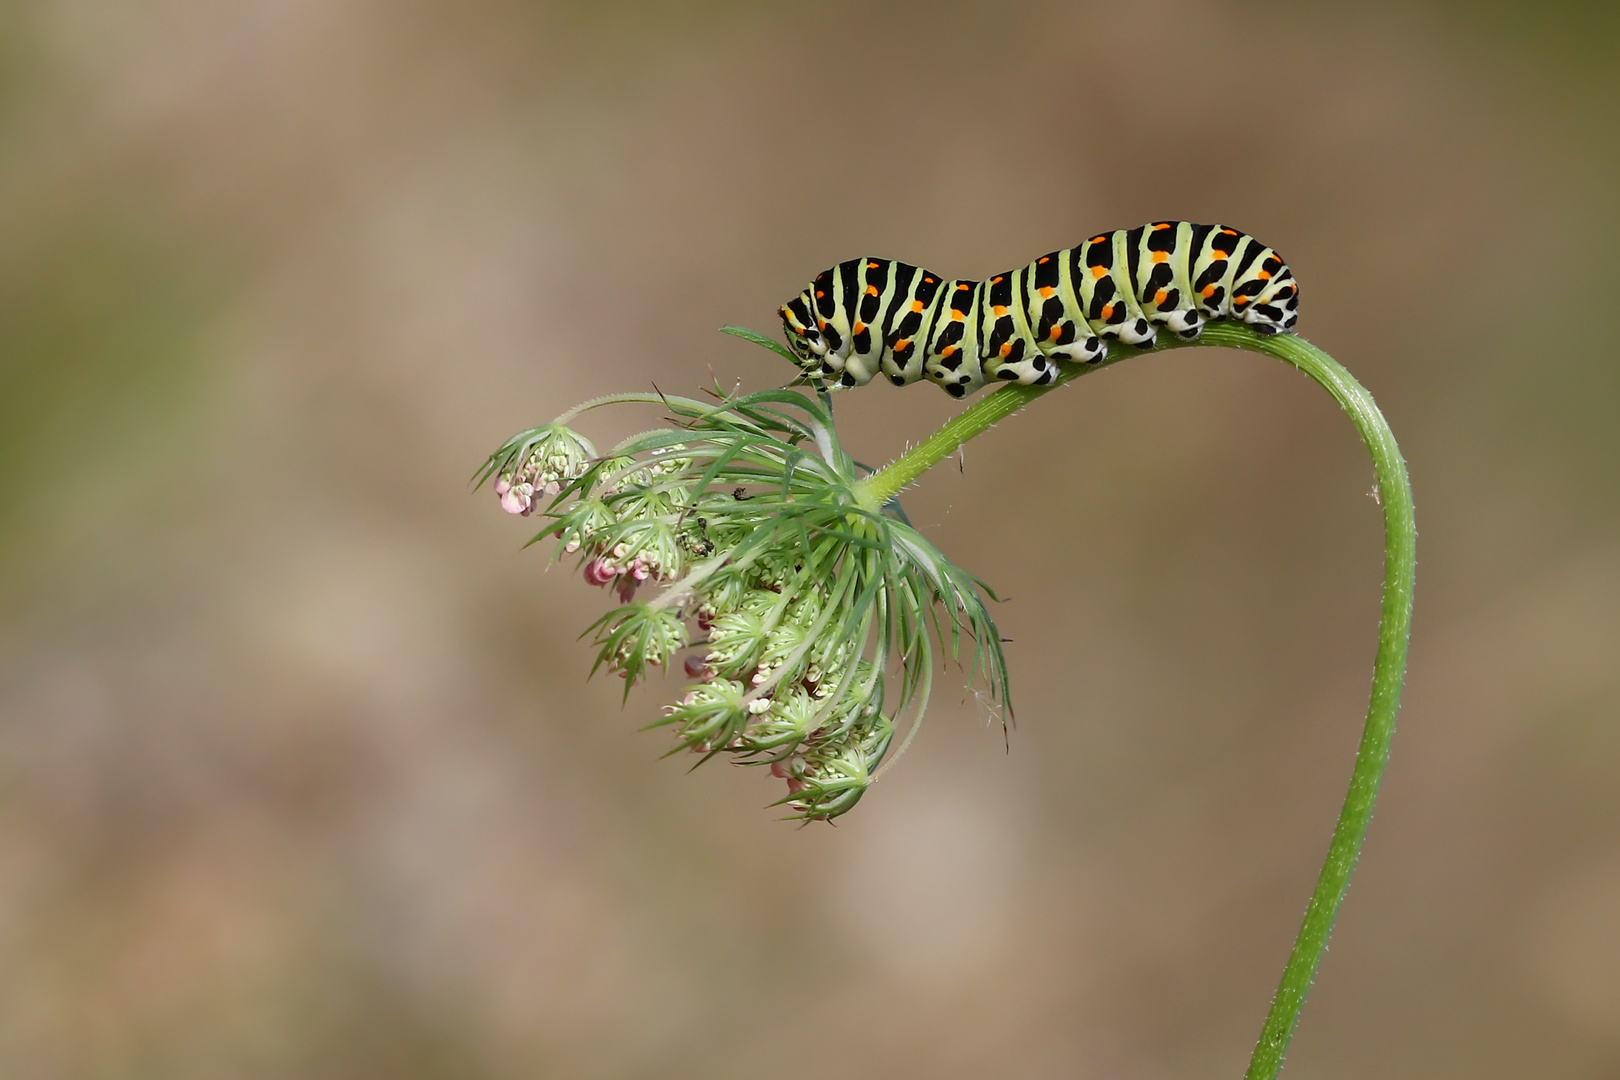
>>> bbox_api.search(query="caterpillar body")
[777,221,1298,397]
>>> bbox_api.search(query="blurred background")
[2,2,1618,1077]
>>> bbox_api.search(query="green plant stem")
[854,323,1415,1080]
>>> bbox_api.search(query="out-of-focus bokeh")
[2,2,1618,1076]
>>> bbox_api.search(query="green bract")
[477,386,1010,820]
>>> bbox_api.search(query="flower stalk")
[856,322,1414,1080]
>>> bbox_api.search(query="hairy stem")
[851,352,1120,510]
[854,323,1416,1079]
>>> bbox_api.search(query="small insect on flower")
[478,385,1010,820]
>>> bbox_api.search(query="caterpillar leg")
[1165,309,1205,340]
[988,350,1060,385]
[1032,307,1106,365]
[1107,314,1157,348]
[1047,329,1107,364]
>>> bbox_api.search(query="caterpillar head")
[778,293,827,367]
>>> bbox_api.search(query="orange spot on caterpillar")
[866,284,880,295]
[1091,266,1108,279]
[1201,284,1217,298]
[1221,228,1237,235]
[1154,290,1168,305]
[1038,286,1055,298]
[924,276,935,284]
[867,261,880,269]
[951,310,965,321]
[853,321,866,333]
[956,283,971,291]
[911,300,925,313]
[894,338,910,350]
[1091,235,1108,244]
[1049,325,1063,341]
[1102,303,1115,319]
[1257,270,1272,280]
[993,305,1007,316]
[1233,295,1249,305]
[1152,251,1168,263]
[1213,250,1230,260]
[941,345,958,357]
[1153,222,1172,230]
[815,291,825,298]
[999,342,1013,357]
[1038,256,1051,264]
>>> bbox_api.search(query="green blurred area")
[0,220,210,606]
[0,3,1617,1079]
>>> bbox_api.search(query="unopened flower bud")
[500,481,535,516]
[592,603,687,684]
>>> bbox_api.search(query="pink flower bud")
[583,558,616,587]
[499,482,534,516]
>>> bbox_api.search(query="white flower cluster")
[491,426,597,516]
[662,578,893,820]
[504,427,893,820]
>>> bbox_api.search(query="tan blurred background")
[2,2,1618,1077]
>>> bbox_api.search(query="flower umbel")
[477,387,1010,820]
[489,424,597,516]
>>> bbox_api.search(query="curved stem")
[851,354,1118,509]
[1226,329,1415,1080]
[855,324,1416,1080]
